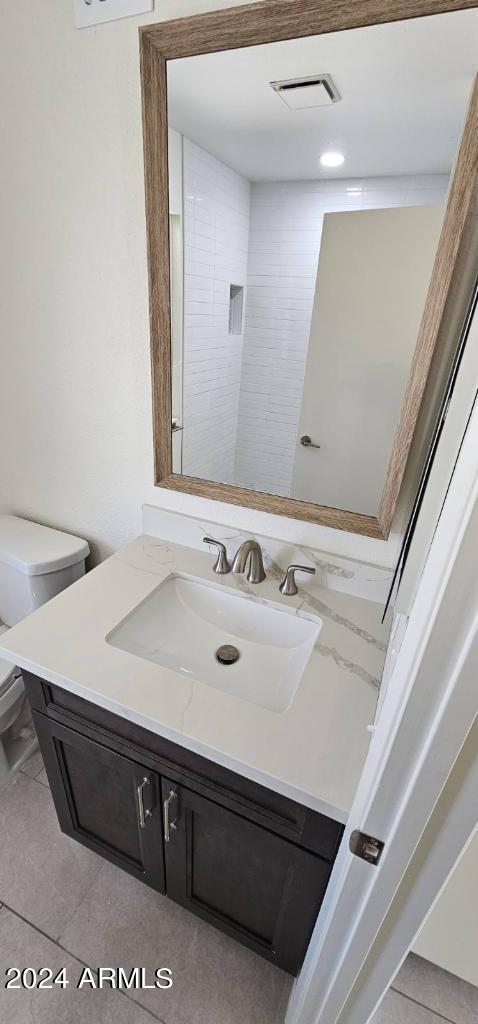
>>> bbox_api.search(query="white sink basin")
[106,574,322,713]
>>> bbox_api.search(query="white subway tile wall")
[181,142,448,496]
[182,139,251,482]
[233,175,448,497]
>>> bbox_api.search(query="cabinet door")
[161,778,331,974]
[33,712,165,893]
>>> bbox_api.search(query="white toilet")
[0,514,89,788]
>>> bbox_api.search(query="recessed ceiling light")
[320,151,345,168]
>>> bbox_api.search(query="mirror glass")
[166,11,476,516]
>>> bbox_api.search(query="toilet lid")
[0,515,89,576]
[0,656,16,699]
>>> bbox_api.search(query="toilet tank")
[0,515,90,626]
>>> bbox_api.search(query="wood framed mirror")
[140,0,478,539]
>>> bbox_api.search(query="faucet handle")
[279,564,316,597]
[203,537,231,575]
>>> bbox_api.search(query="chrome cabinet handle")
[136,776,152,829]
[163,789,178,842]
[279,564,316,597]
[300,435,321,449]
[203,537,231,574]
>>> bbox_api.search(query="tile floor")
[0,749,476,1024]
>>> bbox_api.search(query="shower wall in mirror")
[171,136,445,513]
[141,2,478,536]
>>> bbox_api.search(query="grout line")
[24,770,49,790]
[19,769,44,783]
[389,985,459,1024]
[1,902,167,1024]
[55,941,169,1024]
[0,899,85,959]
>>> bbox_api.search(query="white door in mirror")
[73,0,152,29]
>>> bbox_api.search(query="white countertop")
[0,535,390,823]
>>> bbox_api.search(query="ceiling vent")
[270,74,341,110]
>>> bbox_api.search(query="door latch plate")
[349,830,384,865]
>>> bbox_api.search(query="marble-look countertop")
[0,534,390,823]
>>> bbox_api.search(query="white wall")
[413,828,478,986]
[0,0,447,571]
[234,176,447,498]
[181,139,250,482]
[0,0,246,564]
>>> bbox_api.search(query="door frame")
[286,383,478,1020]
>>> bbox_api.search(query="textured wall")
[0,0,247,565]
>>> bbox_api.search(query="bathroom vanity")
[0,519,390,975]
[25,672,342,974]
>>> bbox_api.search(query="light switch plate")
[74,0,153,29]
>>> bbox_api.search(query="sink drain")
[215,644,240,666]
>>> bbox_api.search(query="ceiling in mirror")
[167,13,475,180]
[165,10,477,519]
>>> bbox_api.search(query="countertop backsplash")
[142,504,394,606]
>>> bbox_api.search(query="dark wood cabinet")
[27,672,343,975]
[161,777,332,974]
[33,713,165,894]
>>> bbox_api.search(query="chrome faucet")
[279,564,316,596]
[231,540,266,584]
[203,537,231,574]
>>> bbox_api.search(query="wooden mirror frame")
[140,0,478,539]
